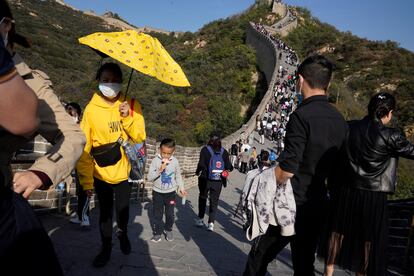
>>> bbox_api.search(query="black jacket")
[196,146,233,185]
[345,116,414,193]
[279,95,348,205]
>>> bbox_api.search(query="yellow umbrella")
[79,30,191,87]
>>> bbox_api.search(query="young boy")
[147,138,188,242]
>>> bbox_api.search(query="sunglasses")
[0,17,15,25]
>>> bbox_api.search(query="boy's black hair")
[160,138,176,148]
[96,62,123,81]
[297,55,334,91]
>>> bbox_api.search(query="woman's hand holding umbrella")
[119,101,130,118]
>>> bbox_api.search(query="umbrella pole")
[124,69,134,101]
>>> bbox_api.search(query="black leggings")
[94,178,131,243]
[198,179,223,223]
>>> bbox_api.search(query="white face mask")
[98,82,122,99]
[295,78,303,95]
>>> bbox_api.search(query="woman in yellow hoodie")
[77,62,146,267]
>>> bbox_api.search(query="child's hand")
[159,158,169,172]
[180,189,188,196]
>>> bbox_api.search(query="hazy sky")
[64,0,414,52]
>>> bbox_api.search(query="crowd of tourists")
[1,1,414,276]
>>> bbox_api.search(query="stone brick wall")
[14,17,282,212]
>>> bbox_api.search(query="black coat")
[345,116,414,193]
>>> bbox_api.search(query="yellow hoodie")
[77,92,146,190]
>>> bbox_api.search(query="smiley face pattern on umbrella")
[79,30,190,87]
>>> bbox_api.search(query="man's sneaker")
[69,217,81,224]
[164,230,174,242]
[150,235,162,243]
[207,222,214,232]
[118,232,131,255]
[80,216,90,227]
[194,218,205,227]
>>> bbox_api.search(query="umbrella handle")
[124,69,134,101]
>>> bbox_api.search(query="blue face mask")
[98,82,122,99]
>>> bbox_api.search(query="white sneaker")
[194,218,205,227]
[207,222,214,232]
[70,217,81,224]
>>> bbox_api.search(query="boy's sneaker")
[164,230,174,241]
[150,235,162,243]
[207,222,214,232]
[194,218,205,227]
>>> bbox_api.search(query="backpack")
[206,146,225,181]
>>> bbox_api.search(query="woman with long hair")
[321,92,414,276]
[195,134,233,231]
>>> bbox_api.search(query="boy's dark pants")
[152,191,176,235]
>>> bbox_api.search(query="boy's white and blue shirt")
[147,154,184,194]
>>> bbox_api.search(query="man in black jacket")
[195,135,233,232]
[244,55,348,276]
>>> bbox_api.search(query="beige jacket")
[14,54,86,186]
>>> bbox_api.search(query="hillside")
[10,0,275,146]
[284,7,414,199]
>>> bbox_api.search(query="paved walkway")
[39,128,349,275]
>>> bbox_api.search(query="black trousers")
[94,178,131,243]
[244,202,327,276]
[240,162,248,173]
[152,191,176,235]
[198,179,223,223]
[0,188,63,276]
[75,172,89,221]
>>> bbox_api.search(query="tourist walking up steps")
[147,138,188,243]
[77,62,146,267]
[244,55,348,276]
[320,92,414,276]
[195,134,233,231]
